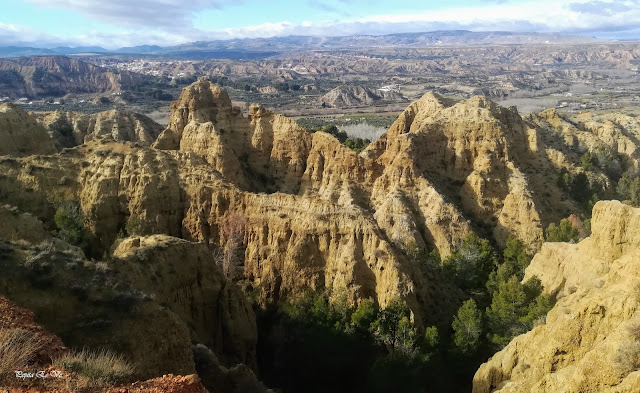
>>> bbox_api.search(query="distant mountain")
[115,45,164,54]
[0,46,56,57]
[50,46,108,54]
[0,30,603,59]
[0,56,144,98]
[0,46,107,57]
[168,31,601,53]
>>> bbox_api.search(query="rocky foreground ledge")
[473,201,640,393]
[0,295,207,393]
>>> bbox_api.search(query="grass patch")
[0,328,45,383]
[53,349,135,385]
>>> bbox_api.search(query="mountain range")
[0,30,603,59]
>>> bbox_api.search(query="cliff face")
[112,235,257,369]
[35,109,164,149]
[1,79,634,325]
[0,202,256,380]
[318,85,406,108]
[0,103,56,156]
[0,56,142,98]
[473,201,640,393]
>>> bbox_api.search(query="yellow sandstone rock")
[473,201,640,393]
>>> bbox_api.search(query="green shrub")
[372,298,414,354]
[53,202,88,247]
[545,220,580,243]
[580,153,595,170]
[486,276,554,349]
[351,298,379,333]
[53,349,135,385]
[617,171,640,207]
[423,326,439,350]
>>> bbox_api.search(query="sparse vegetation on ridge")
[53,349,135,385]
[0,328,45,383]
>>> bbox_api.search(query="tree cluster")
[446,235,554,354]
[316,125,372,153]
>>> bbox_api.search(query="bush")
[53,349,135,385]
[0,328,44,383]
[423,326,439,350]
[486,276,554,349]
[372,298,415,355]
[53,202,88,248]
[570,172,591,204]
[617,171,640,207]
[580,153,595,170]
[545,220,580,243]
[351,298,379,333]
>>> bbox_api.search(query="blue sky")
[0,0,639,48]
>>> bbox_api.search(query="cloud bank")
[2,0,640,48]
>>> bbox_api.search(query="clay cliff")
[0,56,142,98]
[0,78,635,325]
[35,109,164,149]
[0,202,257,387]
[318,85,406,108]
[0,103,56,156]
[0,294,208,393]
[473,201,640,392]
[0,77,639,392]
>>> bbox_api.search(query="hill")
[318,85,406,108]
[0,56,144,98]
[0,78,638,392]
[474,201,640,393]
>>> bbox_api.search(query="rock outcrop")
[318,85,406,108]
[0,202,257,381]
[0,103,56,156]
[0,56,142,98]
[112,235,257,368]
[0,295,207,393]
[0,295,68,366]
[473,201,640,393]
[35,109,164,149]
[2,79,636,326]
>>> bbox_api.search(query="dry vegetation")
[0,328,45,383]
[53,349,136,386]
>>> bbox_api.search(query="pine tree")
[452,299,483,354]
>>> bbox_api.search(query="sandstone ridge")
[473,201,640,393]
[0,79,637,329]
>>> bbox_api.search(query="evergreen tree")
[502,236,531,280]
[486,276,554,349]
[443,234,497,292]
[486,276,530,347]
[452,299,483,354]
[580,153,594,170]
[374,298,412,355]
[570,172,591,204]
[351,298,379,333]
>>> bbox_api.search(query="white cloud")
[0,22,62,46]
[23,0,239,28]
[4,0,640,48]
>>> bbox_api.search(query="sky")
[0,0,639,49]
